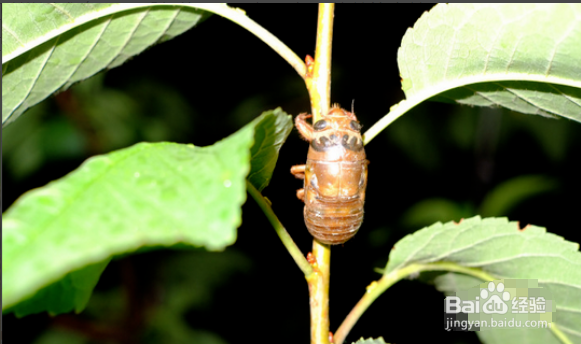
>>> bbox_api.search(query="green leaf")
[145,250,248,344]
[2,3,212,125]
[28,329,87,344]
[478,327,567,344]
[2,137,249,312]
[247,108,293,191]
[386,216,581,343]
[2,109,291,314]
[3,260,110,317]
[398,4,581,121]
[351,338,388,344]
[429,272,484,296]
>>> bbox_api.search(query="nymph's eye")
[314,119,328,131]
[350,120,362,131]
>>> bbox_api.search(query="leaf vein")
[1,23,25,47]
[48,3,74,21]
[106,8,150,69]
[155,7,182,43]
[499,85,560,116]
[393,223,452,271]
[555,305,581,314]
[418,231,524,263]
[10,36,61,119]
[482,25,503,75]
[548,84,581,108]
[545,16,580,77]
[465,253,581,267]
[557,325,581,337]
[462,85,499,105]
[537,280,581,290]
[65,16,113,88]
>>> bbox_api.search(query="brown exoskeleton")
[291,104,368,245]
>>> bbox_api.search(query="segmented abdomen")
[304,198,364,245]
[303,159,367,245]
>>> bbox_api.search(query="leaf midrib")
[1,3,215,64]
[407,73,581,99]
[391,224,581,274]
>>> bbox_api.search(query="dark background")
[3,4,580,344]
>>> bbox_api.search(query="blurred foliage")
[2,73,195,181]
[28,250,249,344]
[381,103,575,233]
[401,198,474,229]
[3,101,86,180]
[479,175,558,218]
[33,330,87,344]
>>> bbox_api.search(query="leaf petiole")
[334,261,496,344]
[246,181,313,277]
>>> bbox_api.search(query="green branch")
[307,4,334,121]
[246,181,313,277]
[195,4,307,78]
[334,261,496,344]
[362,99,418,146]
[305,4,335,344]
[1,4,307,78]
[308,241,331,344]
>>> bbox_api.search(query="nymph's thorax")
[307,108,366,162]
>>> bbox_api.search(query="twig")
[246,181,313,277]
[304,5,335,344]
[334,262,496,344]
[306,4,334,121]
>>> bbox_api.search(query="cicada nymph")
[291,104,368,245]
